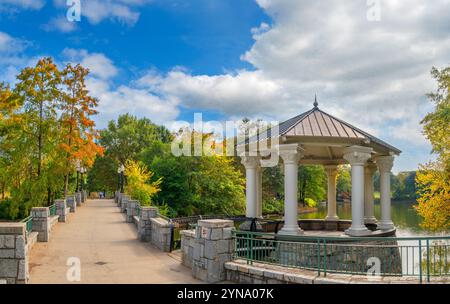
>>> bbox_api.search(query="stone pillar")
[364,163,378,224]
[377,156,395,230]
[324,165,339,221]
[31,207,50,242]
[138,206,158,241]
[55,199,69,222]
[279,144,303,235]
[180,230,195,269]
[241,156,258,218]
[66,195,77,213]
[150,217,172,252]
[0,223,28,284]
[75,192,82,206]
[191,219,234,283]
[126,200,140,223]
[121,195,131,213]
[256,166,263,218]
[343,146,373,236]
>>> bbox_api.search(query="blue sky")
[1,0,449,172]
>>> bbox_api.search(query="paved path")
[29,199,200,284]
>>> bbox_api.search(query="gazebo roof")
[243,102,401,163]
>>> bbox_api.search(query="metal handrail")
[232,230,450,283]
[21,215,33,234]
[49,204,57,216]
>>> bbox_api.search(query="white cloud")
[42,15,78,33]
[0,0,45,11]
[62,48,118,79]
[61,49,179,128]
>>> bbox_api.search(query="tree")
[124,160,161,206]
[59,63,103,195]
[99,114,172,166]
[337,165,351,198]
[86,156,117,195]
[298,165,326,206]
[415,66,450,231]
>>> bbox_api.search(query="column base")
[325,215,339,221]
[377,221,395,230]
[345,226,372,236]
[278,226,304,235]
[364,216,378,225]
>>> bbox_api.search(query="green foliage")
[262,198,284,214]
[0,58,102,220]
[99,114,172,165]
[337,166,351,196]
[298,165,326,206]
[87,156,117,194]
[149,146,245,216]
[415,66,450,231]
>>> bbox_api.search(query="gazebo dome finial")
[313,94,319,108]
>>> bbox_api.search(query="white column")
[256,166,263,218]
[278,144,303,235]
[343,146,373,236]
[364,163,377,224]
[377,156,395,230]
[241,156,259,218]
[324,165,339,221]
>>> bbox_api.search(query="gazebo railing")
[232,231,450,283]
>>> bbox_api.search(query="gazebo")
[238,99,401,237]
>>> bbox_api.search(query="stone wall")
[66,195,77,213]
[31,207,51,242]
[180,230,195,269]
[187,219,234,283]
[55,199,70,222]
[126,200,140,223]
[121,195,131,213]
[137,207,158,241]
[75,192,82,206]
[150,217,172,252]
[0,223,29,284]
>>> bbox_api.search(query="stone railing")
[0,192,88,284]
[0,223,28,284]
[180,219,234,283]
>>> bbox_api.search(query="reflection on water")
[300,200,448,237]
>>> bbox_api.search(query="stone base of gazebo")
[259,219,396,237]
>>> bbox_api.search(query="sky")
[0,0,449,172]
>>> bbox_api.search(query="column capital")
[324,165,339,177]
[376,155,394,172]
[343,145,373,166]
[278,144,303,164]
[240,155,260,169]
[364,162,378,175]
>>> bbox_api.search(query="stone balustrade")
[150,217,172,252]
[66,195,77,212]
[181,219,234,283]
[75,192,82,206]
[121,195,131,213]
[126,200,140,223]
[137,206,158,241]
[0,223,28,284]
[55,199,70,222]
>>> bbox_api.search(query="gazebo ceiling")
[243,102,401,164]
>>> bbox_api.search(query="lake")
[300,200,447,237]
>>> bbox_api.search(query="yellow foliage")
[124,160,161,206]
[415,160,450,231]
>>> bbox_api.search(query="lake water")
[300,200,448,237]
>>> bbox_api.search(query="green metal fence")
[135,205,141,217]
[232,231,450,283]
[49,204,57,216]
[21,216,33,234]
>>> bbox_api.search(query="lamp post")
[76,160,81,192]
[80,167,86,191]
[118,164,125,193]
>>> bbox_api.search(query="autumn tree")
[59,63,103,195]
[415,66,450,231]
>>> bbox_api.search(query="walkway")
[29,199,200,284]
